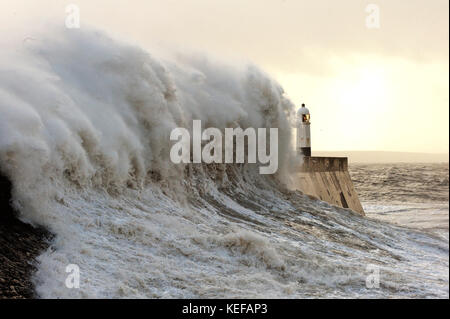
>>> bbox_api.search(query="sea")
[0,28,447,298]
[350,163,449,240]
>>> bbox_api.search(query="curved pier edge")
[297,157,365,215]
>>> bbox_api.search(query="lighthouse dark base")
[299,147,311,157]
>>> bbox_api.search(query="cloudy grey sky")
[1,0,448,153]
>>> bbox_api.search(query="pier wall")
[297,157,365,215]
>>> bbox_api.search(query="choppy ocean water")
[350,163,449,239]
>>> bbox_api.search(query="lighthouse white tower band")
[297,103,311,157]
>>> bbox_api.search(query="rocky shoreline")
[0,173,51,299]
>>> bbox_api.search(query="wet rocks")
[0,173,51,299]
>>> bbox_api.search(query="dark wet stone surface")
[0,173,51,299]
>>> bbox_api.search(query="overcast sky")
[1,0,448,153]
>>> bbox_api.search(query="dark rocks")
[0,172,51,299]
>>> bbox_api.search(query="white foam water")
[0,28,448,298]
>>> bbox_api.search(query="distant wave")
[350,163,449,203]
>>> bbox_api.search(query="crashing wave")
[0,28,447,298]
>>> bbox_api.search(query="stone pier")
[297,157,364,215]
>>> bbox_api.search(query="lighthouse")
[297,103,311,157]
[294,103,365,214]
